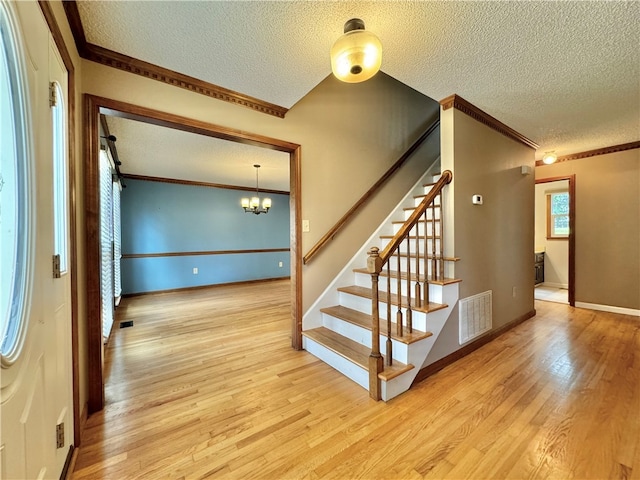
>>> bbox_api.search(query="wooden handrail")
[303,118,440,265]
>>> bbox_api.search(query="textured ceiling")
[106,116,290,191]
[79,1,639,164]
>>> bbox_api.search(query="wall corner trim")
[412,308,537,386]
[439,94,539,150]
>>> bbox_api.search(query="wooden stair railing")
[366,170,453,400]
[303,118,440,265]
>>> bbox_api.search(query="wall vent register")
[459,290,492,344]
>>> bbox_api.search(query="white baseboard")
[541,282,568,289]
[575,302,640,317]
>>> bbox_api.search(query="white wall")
[535,180,569,288]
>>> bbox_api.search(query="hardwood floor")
[72,280,640,479]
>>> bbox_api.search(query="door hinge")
[53,254,61,278]
[49,82,58,107]
[56,422,64,449]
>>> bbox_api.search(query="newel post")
[367,247,383,400]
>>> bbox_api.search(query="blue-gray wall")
[121,178,290,294]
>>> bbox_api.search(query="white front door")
[0,1,74,478]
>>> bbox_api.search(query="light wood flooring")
[72,280,640,479]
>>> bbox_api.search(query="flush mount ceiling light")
[331,18,382,83]
[542,151,558,164]
[241,164,271,215]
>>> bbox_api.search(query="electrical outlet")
[302,219,310,232]
[278,261,283,268]
[193,267,198,274]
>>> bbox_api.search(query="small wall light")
[542,152,557,165]
[331,18,382,83]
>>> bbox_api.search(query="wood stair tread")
[320,305,433,344]
[337,285,448,314]
[352,268,462,285]
[380,235,441,240]
[302,327,414,381]
[392,219,440,225]
[403,205,439,211]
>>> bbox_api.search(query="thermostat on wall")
[472,194,483,205]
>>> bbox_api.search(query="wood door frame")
[535,175,576,306]
[84,94,303,413]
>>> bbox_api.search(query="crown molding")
[62,1,288,119]
[440,94,539,150]
[535,141,640,166]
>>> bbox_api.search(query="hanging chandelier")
[241,164,271,215]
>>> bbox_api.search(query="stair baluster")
[414,223,422,308]
[386,262,392,366]
[431,201,437,281]
[406,236,413,333]
[439,191,444,281]
[396,251,403,337]
[423,210,430,305]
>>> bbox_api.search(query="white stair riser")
[375,257,446,279]
[404,207,443,221]
[302,336,369,390]
[382,373,415,401]
[337,292,430,332]
[321,313,410,364]
[378,238,442,255]
[392,222,440,236]
[354,272,445,303]
[414,197,441,209]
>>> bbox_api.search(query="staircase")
[302,169,460,401]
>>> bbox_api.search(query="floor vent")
[459,290,492,344]
[120,320,134,328]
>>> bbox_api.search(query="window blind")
[112,179,122,300]
[99,149,114,342]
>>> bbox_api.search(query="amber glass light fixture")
[542,151,558,165]
[241,164,271,215]
[331,18,382,83]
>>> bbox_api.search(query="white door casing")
[0,1,73,479]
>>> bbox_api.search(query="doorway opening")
[84,94,302,413]
[534,175,575,306]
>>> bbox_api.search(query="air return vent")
[459,290,492,344]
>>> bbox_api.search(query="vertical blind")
[112,180,122,300]
[99,148,114,342]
